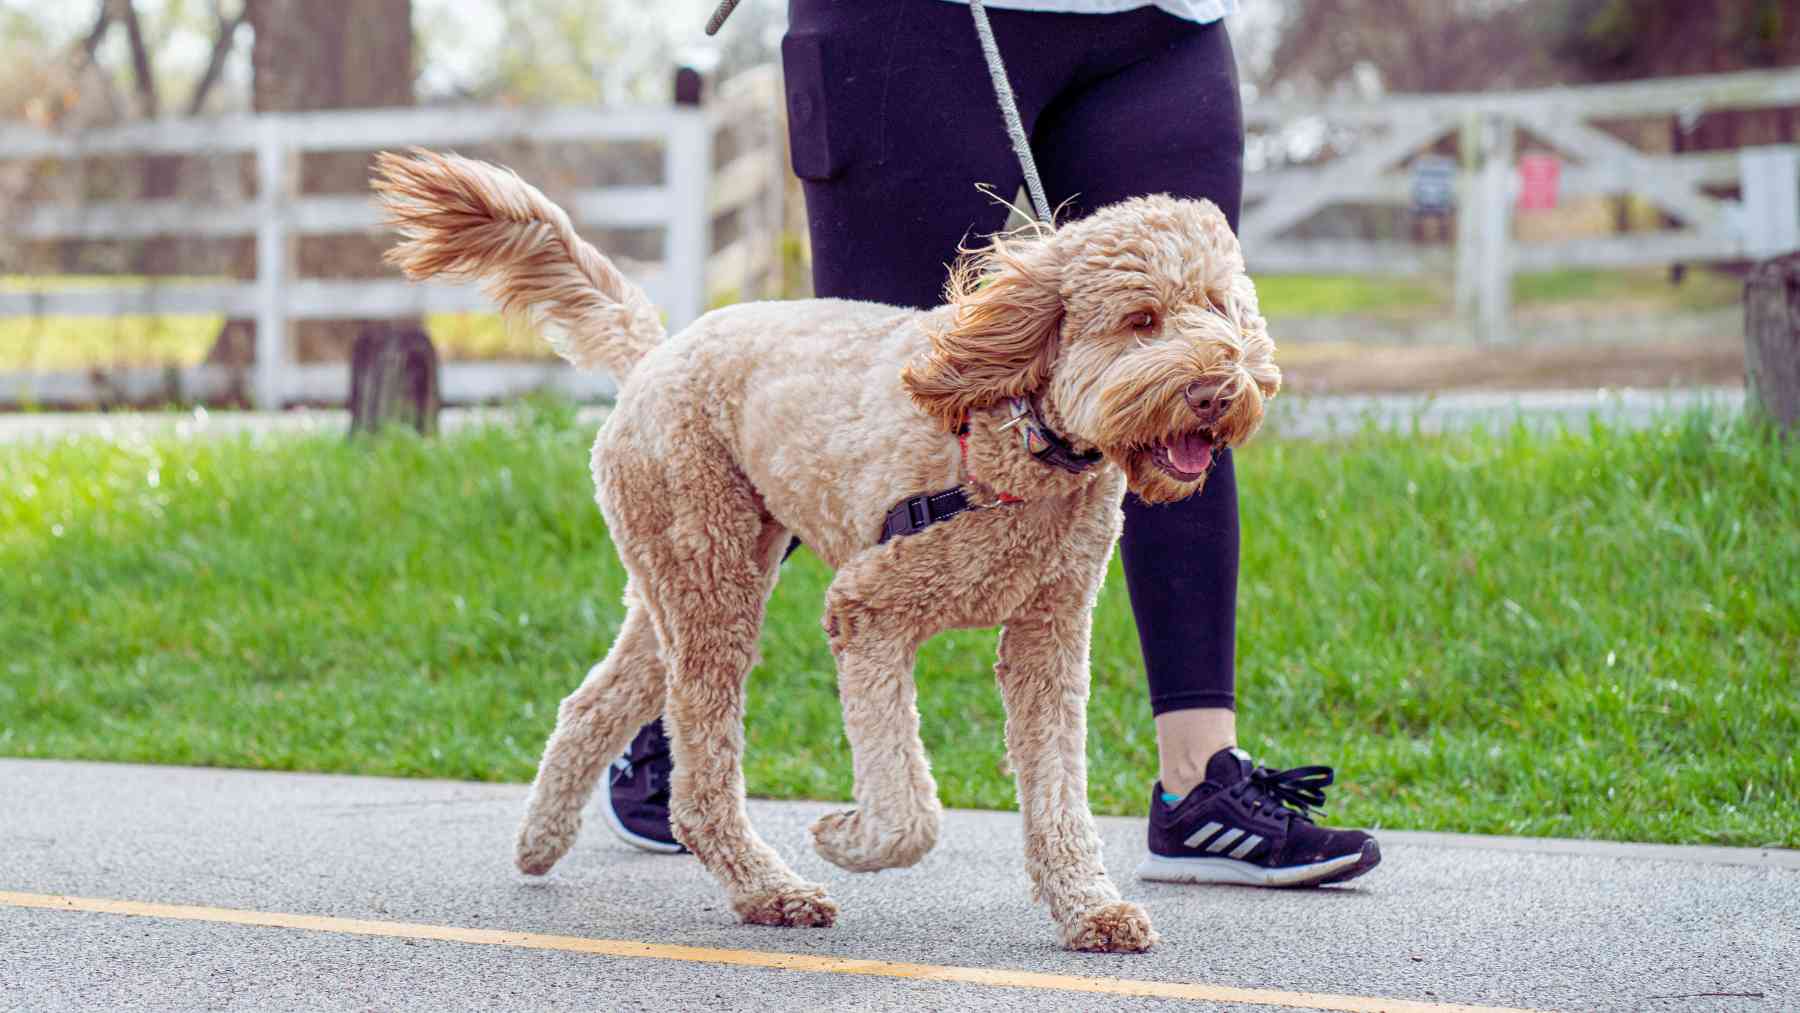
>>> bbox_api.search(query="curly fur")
[373,151,1279,953]
[374,149,663,380]
[901,224,1066,431]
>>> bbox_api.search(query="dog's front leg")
[997,584,1157,953]
[808,609,942,872]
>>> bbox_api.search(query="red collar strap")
[957,423,1025,504]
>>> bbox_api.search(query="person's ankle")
[1160,745,1231,799]
[1154,707,1238,799]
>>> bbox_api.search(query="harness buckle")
[906,496,932,531]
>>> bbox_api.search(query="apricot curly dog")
[374,149,1279,952]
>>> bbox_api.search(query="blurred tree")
[1261,0,1795,96]
[249,0,412,114]
[206,0,417,364]
[72,0,248,119]
[1262,0,1556,95]
[411,0,781,105]
[72,1,248,274]
[1548,0,1796,80]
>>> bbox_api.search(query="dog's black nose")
[1185,381,1230,423]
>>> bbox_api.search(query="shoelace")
[610,746,672,800]
[1233,764,1335,822]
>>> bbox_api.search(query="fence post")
[664,89,713,333]
[1453,113,1481,326]
[1475,113,1515,343]
[1740,146,1800,260]
[253,117,293,410]
[1744,253,1800,433]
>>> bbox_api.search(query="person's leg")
[1031,13,1245,797]
[784,0,1039,306]
[1032,12,1378,886]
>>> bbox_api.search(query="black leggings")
[784,0,1243,713]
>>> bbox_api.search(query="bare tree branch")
[186,2,249,116]
[79,1,114,66]
[116,0,160,118]
[71,0,129,121]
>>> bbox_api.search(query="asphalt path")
[2,760,1794,1012]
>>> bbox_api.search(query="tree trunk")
[348,324,439,436]
[209,0,416,370]
[1744,253,1800,433]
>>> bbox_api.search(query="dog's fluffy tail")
[373,149,663,381]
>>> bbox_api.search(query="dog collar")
[998,396,1103,474]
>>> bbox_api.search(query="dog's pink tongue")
[1168,433,1214,474]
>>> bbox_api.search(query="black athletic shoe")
[1136,746,1380,887]
[603,719,687,854]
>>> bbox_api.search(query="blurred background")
[0,0,1796,410]
[3,1,1795,850]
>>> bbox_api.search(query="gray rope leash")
[704,0,739,36]
[706,0,1052,225]
[967,0,1053,225]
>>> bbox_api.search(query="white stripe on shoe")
[1229,834,1263,860]
[1206,828,1245,853]
[1182,821,1224,849]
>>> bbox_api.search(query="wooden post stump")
[349,324,440,436]
[1745,253,1800,433]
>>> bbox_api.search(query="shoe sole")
[600,796,687,855]
[1136,839,1381,887]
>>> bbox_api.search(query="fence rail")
[1241,67,1800,341]
[1,66,784,408]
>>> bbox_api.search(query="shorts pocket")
[781,32,840,181]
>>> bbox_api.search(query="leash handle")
[968,0,1053,225]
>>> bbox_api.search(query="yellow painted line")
[1,890,1543,1013]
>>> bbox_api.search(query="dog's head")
[902,195,1280,504]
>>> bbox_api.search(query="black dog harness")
[879,397,1103,543]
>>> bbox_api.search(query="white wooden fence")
[5,66,1799,407]
[1241,67,1800,342]
[0,66,784,408]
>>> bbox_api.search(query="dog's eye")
[1127,311,1158,333]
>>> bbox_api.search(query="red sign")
[1517,154,1561,211]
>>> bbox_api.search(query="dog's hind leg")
[516,599,666,876]
[996,581,1158,953]
[808,601,941,872]
[628,494,836,928]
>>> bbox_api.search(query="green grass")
[2,406,1795,847]
[1253,274,1447,318]
[1252,266,1741,320]
[0,310,549,371]
[0,275,226,371]
[0,271,543,369]
[1510,266,1742,312]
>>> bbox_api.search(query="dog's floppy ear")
[902,231,1064,431]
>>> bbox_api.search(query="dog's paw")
[1063,900,1158,953]
[734,883,839,928]
[515,816,578,876]
[810,807,937,873]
